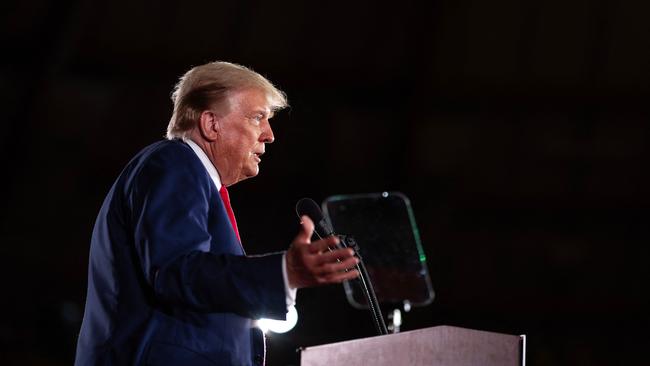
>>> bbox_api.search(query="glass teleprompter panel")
[323,192,434,309]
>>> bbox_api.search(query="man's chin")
[244,167,260,178]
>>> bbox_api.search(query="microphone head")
[296,197,323,221]
[296,197,335,238]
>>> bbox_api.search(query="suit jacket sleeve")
[128,146,286,320]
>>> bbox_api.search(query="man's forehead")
[230,88,273,111]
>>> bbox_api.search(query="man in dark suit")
[75,62,359,365]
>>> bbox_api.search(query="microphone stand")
[339,235,388,336]
[294,198,388,336]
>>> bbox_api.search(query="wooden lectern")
[300,325,526,366]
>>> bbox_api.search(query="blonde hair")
[166,61,288,140]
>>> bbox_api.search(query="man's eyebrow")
[252,108,273,118]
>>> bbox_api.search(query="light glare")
[257,305,298,334]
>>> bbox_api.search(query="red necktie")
[219,185,241,243]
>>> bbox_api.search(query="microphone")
[295,198,335,239]
[294,197,388,335]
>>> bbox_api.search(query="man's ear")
[198,110,219,141]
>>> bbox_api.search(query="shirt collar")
[184,138,222,190]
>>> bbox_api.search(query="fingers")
[318,256,359,274]
[309,236,340,253]
[287,223,362,287]
[329,269,360,283]
[317,268,360,284]
[313,247,356,265]
[294,215,314,244]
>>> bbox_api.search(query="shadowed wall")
[1,0,648,365]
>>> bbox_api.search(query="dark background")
[1,0,648,365]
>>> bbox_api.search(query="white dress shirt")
[185,139,297,308]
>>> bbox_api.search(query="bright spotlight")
[257,305,298,334]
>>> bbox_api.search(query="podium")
[300,325,526,366]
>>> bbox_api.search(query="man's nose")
[261,121,275,143]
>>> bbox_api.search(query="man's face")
[211,88,275,186]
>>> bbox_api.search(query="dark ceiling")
[1,0,648,365]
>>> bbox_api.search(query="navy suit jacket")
[75,140,286,366]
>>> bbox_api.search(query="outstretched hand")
[286,216,360,289]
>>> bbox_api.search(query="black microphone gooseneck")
[296,198,388,336]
